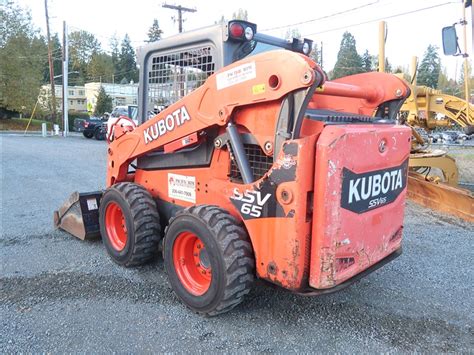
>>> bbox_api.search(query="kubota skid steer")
[55,21,412,315]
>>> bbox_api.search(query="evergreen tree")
[361,50,372,72]
[371,56,393,73]
[332,32,364,79]
[147,19,163,42]
[117,34,138,83]
[458,61,473,97]
[417,45,441,89]
[384,58,393,73]
[110,34,121,80]
[309,42,319,65]
[437,67,451,93]
[94,86,112,116]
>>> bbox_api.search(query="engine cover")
[310,124,411,289]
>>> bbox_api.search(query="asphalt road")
[1,135,473,352]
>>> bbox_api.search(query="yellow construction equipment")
[398,66,473,222]
[398,71,473,222]
[401,83,474,134]
[378,17,473,222]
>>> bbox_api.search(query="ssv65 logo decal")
[341,159,408,213]
[230,188,271,219]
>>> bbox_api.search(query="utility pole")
[162,3,196,33]
[378,21,386,73]
[44,0,57,125]
[62,21,69,137]
[461,0,470,122]
[163,4,196,99]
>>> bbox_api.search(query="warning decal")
[168,173,196,203]
[216,62,256,90]
[86,198,98,211]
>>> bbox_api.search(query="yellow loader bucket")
[53,191,103,240]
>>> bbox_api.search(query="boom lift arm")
[106,50,323,186]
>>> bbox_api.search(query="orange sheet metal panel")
[310,124,411,289]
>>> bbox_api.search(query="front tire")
[163,205,255,316]
[94,127,106,140]
[83,131,93,138]
[99,182,161,267]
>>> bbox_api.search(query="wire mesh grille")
[230,144,274,182]
[147,46,216,114]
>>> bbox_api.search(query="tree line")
[0,1,164,117]
[1,2,471,119]
[330,31,472,97]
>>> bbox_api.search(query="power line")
[303,1,457,37]
[262,1,381,32]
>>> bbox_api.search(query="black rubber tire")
[94,127,106,140]
[99,182,161,267]
[463,126,474,135]
[83,131,93,138]
[163,205,255,316]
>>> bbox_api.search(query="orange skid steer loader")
[55,21,411,315]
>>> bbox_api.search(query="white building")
[85,82,138,112]
[39,85,87,112]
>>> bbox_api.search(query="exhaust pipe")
[54,191,103,240]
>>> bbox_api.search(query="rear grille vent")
[335,257,355,272]
[230,144,273,182]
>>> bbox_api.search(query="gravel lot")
[1,135,473,352]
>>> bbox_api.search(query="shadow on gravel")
[0,269,177,308]
[234,284,471,352]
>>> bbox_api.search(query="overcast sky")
[16,0,473,79]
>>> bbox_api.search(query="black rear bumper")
[296,248,402,296]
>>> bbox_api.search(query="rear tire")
[99,182,161,267]
[163,205,255,316]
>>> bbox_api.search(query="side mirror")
[441,26,459,56]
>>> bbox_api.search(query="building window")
[133,98,137,104]
[69,90,74,96]
[70,100,74,105]
[78,90,84,96]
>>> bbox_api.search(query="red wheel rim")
[172,232,212,296]
[105,202,128,251]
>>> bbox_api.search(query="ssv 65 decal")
[341,159,409,213]
[230,188,271,218]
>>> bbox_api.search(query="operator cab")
[137,21,314,123]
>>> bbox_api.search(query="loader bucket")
[54,191,103,240]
